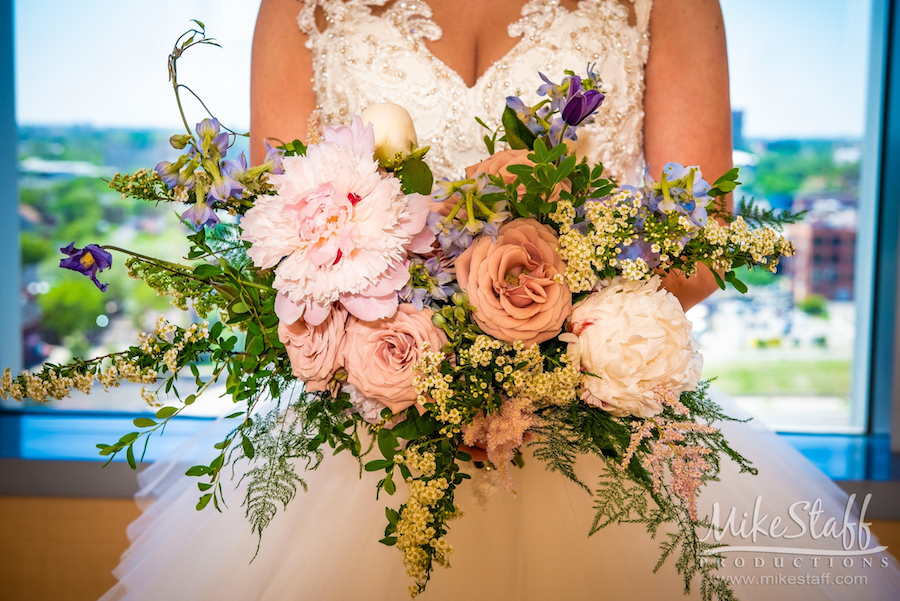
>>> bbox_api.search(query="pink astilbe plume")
[462,397,541,493]
[621,387,718,521]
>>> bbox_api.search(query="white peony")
[563,276,703,418]
[360,103,418,167]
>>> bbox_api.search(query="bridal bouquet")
[1,26,800,600]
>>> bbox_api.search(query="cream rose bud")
[360,102,418,166]
[566,276,703,418]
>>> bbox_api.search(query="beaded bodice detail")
[298,0,652,183]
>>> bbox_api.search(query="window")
[4,0,262,423]
[692,0,877,433]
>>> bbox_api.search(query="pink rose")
[465,149,569,201]
[456,218,572,347]
[341,304,447,413]
[278,305,348,392]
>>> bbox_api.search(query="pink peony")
[240,116,435,326]
[341,304,447,414]
[277,305,347,392]
[456,218,572,346]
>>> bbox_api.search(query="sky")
[14,0,876,139]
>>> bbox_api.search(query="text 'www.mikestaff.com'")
[723,573,868,586]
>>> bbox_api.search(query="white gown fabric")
[102,1,900,599]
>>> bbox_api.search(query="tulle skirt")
[100,389,900,600]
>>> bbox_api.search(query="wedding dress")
[101,1,900,599]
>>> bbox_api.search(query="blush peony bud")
[360,102,418,167]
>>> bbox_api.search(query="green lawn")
[702,360,852,398]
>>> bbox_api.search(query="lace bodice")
[298,0,652,183]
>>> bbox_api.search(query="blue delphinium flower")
[155,159,183,189]
[560,75,605,127]
[549,117,580,146]
[263,141,285,175]
[180,200,221,231]
[59,243,113,292]
[645,163,712,228]
[506,96,545,135]
[196,118,229,159]
[400,257,455,310]
[617,239,661,268]
[537,72,568,111]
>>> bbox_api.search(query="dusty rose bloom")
[278,305,347,392]
[456,218,572,346]
[341,304,447,413]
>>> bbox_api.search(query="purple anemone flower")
[181,201,221,231]
[561,76,605,126]
[59,243,113,292]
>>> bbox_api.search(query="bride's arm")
[644,0,733,311]
[250,0,318,165]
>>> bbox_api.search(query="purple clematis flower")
[561,75,605,126]
[59,243,113,292]
[181,200,221,230]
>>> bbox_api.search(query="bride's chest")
[301,0,651,181]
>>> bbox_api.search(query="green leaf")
[196,493,213,511]
[225,411,244,419]
[184,394,196,406]
[712,269,727,290]
[241,435,255,460]
[377,428,397,460]
[126,445,136,470]
[186,465,209,477]
[725,270,749,294]
[379,536,397,546]
[397,157,434,195]
[383,473,396,495]
[209,321,224,339]
[231,302,249,315]
[133,417,157,428]
[198,482,213,491]
[501,105,537,150]
[119,432,140,444]
[385,507,401,525]
[155,406,178,419]
[193,264,223,278]
[457,451,473,462]
[365,459,394,472]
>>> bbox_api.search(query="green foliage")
[734,198,805,232]
[36,276,107,339]
[740,266,779,288]
[796,294,828,317]
[531,382,752,601]
[20,232,55,265]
